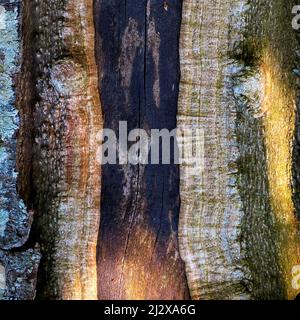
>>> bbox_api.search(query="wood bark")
[178,0,300,300]
[18,0,102,300]
[0,0,40,300]
[0,0,300,301]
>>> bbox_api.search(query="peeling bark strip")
[0,0,40,300]
[179,0,300,300]
[94,0,189,300]
[19,0,102,299]
[178,0,250,300]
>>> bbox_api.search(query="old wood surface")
[94,0,189,300]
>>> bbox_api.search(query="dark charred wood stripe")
[94,0,189,300]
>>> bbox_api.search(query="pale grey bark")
[0,249,40,300]
[0,0,41,300]
[0,1,31,250]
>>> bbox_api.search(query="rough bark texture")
[94,0,189,300]
[243,0,300,300]
[0,0,32,250]
[0,249,40,300]
[0,0,40,300]
[18,0,102,300]
[1,0,300,301]
[178,0,300,300]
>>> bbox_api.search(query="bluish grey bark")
[0,0,40,300]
